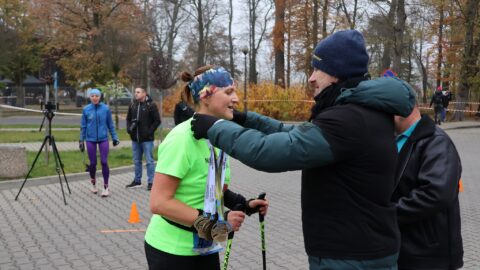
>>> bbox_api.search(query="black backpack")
[433,93,443,106]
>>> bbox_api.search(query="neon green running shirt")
[144,118,231,256]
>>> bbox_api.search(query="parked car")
[75,88,133,107]
[109,89,133,105]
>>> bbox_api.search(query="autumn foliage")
[162,82,313,121]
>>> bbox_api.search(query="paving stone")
[0,124,478,269]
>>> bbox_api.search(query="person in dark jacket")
[392,106,463,270]
[430,87,444,125]
[79,88,120,197]
[174,100,194,126]
[125,87,161,191]
[174,90,195,125]
[191,30,416,269]
[441,89,452,122]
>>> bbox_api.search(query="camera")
[128,119,137,134]
[45,101,57,111]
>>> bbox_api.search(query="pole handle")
[257,192,266,222]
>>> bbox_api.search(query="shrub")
[161,82,313,121]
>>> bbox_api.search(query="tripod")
[15,108,71,205]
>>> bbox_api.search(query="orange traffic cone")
[128,202,142,223]
[459,178,464,192]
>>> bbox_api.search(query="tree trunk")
[248,0,258,84]
[392,0,405,74]
[381,0,397,71]
[15,84,25,107]
[312,0,319,46]
[454,0,480,121]
[286,0,291,88]
[340,0,358,29]
[274,0,285,88]
[436,1,444,89]
[407,36,412,83]
[322,0,328,38]
[196,0,205,68]
[228,0,235,77]
[167,0,183,78]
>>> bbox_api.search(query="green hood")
[335,77,415,117]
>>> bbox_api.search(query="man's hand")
[225,210,245,232]
[191,113,221,140]
[79,141,85,152]
[113,140,120,147]
[246,198,269,216]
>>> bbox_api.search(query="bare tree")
[339,0,358,29]
[273,0,286,87]
[436,0,445,89]
[392,0,406,73]
[188,0,219,68]
[248,0,273,84]
[322,0,328,38]
[228,0,235,77]
[380,0,397,71]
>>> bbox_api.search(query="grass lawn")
[18,146,160,179]
[0,124,79,128]
[0,128,170,143]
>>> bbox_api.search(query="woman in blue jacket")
[79,89,120,197]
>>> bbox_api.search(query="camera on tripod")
[40,101,59,121]
[44,101,57,112]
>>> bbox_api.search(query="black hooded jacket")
[126,95,161,142]
[392,115,463,269]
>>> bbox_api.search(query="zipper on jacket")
[136,102,141,143]
[95,105,99,141]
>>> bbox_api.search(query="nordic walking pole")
[257,192,267,270]
[222,203,245,270]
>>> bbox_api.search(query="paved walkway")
[0,122,479,269]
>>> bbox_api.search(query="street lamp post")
[241,47,249,112]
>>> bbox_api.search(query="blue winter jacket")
[80,103,118,142]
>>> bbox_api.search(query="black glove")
[79,141,85,152]
[113,140,120,146]
[191,113,220,140]
[245,192,266,216]
[232,110,247,126]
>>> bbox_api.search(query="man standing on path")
[125,87,161,191]
[392,106,463,270]
[191,30,416,269]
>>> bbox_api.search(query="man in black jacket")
[191,30,416,269]
[393,106,463,270]
[126,87,161,191]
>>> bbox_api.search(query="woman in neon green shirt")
[145,65,269,269]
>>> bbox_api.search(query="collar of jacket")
[309,76,368,120]
[408,114,436,142]
[134,95,152,105]
[335,77,416,117]
[394,114,435,188]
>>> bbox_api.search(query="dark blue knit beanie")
[311,30,369,79]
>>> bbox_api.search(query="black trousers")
[145,241,220,270]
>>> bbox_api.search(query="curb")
[0,165,134,191]
[442,125,480,130]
